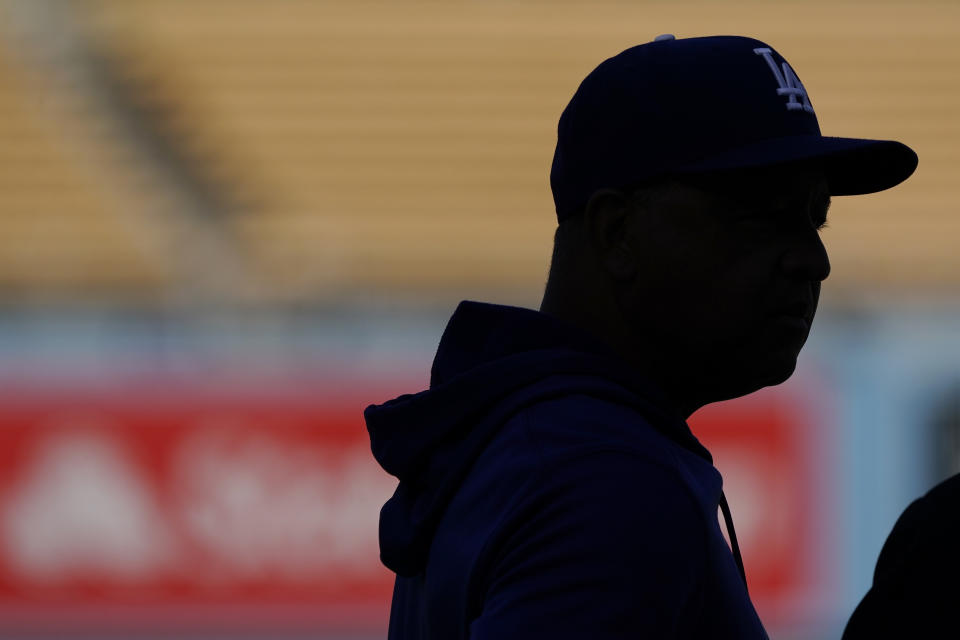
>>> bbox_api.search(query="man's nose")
[780,230,831,282]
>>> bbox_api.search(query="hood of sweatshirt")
[364,300,713,577]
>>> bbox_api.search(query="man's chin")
[757,352,800,388]
[746,332,806,387]
[719,352,799,400]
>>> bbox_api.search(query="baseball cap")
[550,34,919,222]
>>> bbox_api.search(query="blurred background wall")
[0,0,957,638]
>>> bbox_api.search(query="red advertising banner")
[0,378,822,633]
[0,381,401,634]
[690,386,822,624]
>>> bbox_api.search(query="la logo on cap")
[753,47,815,114]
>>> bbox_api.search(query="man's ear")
[584,189,637,282]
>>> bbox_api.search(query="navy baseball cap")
[550,34,919,222]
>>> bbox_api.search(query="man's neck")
[539,289,702,420]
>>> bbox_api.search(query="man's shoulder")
[517,391,700,467]
[842,473,960,639]
[456,386,722,536]
[505,390,724,510]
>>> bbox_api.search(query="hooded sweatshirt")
[365,300,769,639]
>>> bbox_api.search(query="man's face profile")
[542,35,915,415]
[588,166,831,408]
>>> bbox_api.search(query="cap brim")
[676,134,918,195]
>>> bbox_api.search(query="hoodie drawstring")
[719,490,748,594]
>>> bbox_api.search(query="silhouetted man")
[843,472,960,638]
[366,35,916,638]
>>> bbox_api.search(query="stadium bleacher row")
[0,1,956,306]
[0,40,168,297]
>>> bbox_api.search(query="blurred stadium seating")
[0,0,957,308]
